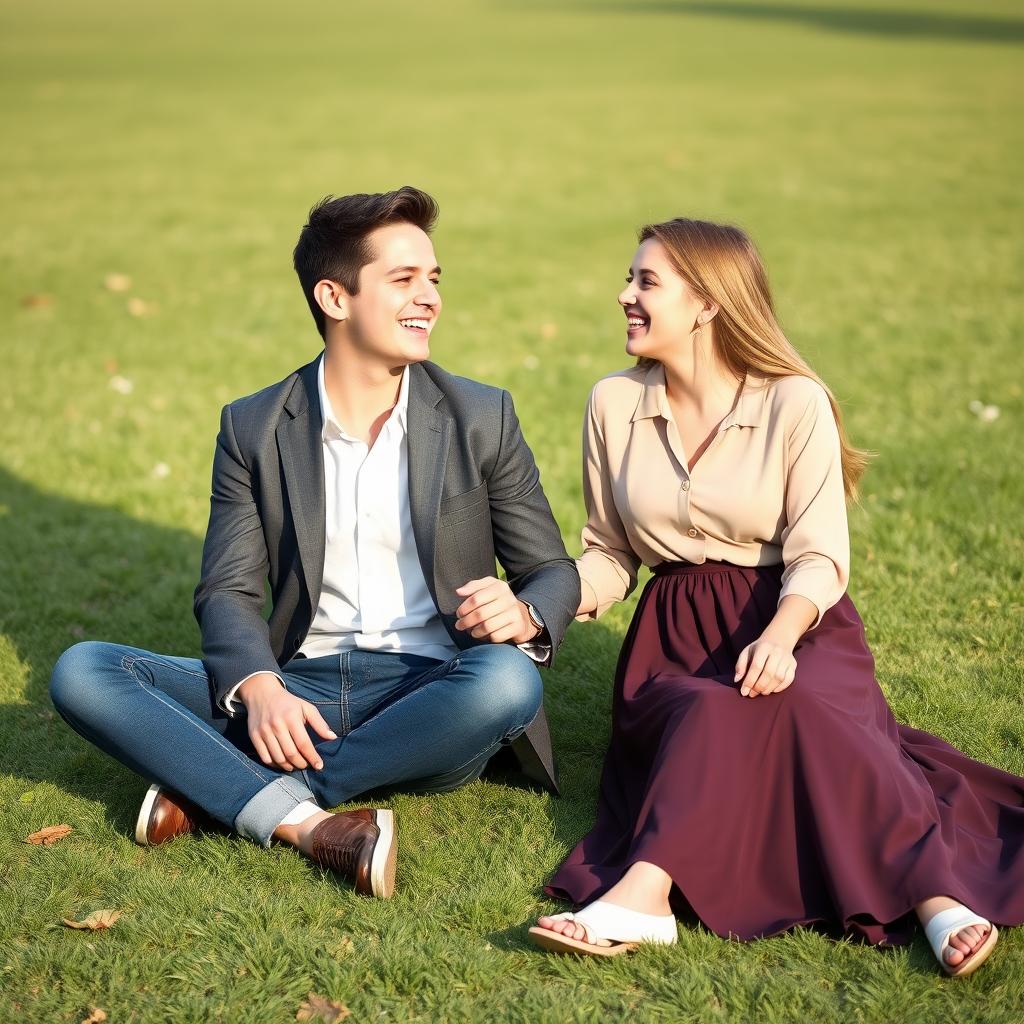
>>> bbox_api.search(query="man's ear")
[313,279,348,323]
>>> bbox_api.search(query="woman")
[528,218,1024,975]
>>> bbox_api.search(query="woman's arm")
[575,384,642,620]
[735,380,850,697]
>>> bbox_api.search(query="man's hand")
[238,673,337,772]
[454,577,540,645]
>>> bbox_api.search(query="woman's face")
[617,238,708,361]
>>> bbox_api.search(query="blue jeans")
[49,642,542,846]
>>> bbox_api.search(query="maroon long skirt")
[546,561,1024,945]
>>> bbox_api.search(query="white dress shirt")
[301,360,455,660]
[223,357,546,711]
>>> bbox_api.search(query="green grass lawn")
[2,0,1022,1020]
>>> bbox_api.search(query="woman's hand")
[733,595,815,698]
[734,636,797,698]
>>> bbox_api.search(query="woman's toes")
[945,945,966,966]
[537,916,570,935]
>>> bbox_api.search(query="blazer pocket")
[439,481,488,519]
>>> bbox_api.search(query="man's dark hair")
[293,185,439,340]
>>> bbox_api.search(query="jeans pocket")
[410,655,461,689]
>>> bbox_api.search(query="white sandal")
[529,900,678,957]
[923,905,998,977]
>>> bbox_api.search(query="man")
[50,186,580,898]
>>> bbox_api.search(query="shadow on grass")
[0,464,204,828]
[561,1,1024,46]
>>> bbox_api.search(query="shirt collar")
[630,361,768,429]
[317,355,410,441]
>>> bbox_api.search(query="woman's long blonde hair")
[637,218,870,499]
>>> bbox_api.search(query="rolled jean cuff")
[234,775,317,847]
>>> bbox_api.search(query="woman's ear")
[698,301,720,325]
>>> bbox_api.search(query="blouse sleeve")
[778,382,850,628]
[575,385,641,621]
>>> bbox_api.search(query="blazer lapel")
[276,355,326,610]
[407,362,451,603]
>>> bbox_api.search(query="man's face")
[342,222,442,365]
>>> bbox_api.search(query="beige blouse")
[576,362,850,627]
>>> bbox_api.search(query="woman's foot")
[536,861,673,946]
[916,896,997,975]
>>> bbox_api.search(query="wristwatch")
[524,602,545,640]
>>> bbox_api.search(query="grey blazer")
[193,353,580,793]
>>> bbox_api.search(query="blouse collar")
[631,361,769,429]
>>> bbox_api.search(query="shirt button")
[687,527,699,538]
[680,480,690,491]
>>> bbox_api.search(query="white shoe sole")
[135,783,162,846]
[369,809,397,899]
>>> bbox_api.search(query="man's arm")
[192,402,282,711]
[480,389,580,662]
[193,403,336,772]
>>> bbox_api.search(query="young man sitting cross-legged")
[50,186,580,897]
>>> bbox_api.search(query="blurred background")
[1,1,1022,1017]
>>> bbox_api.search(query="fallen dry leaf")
[62,910,122,931]
[25,824,72,845]
[104,272,131,292]
[296,992,351,1022]
[82,1009,107,1024]
[126,297,150,317]
[21,293,53,308]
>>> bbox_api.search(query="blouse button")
[687,527,699,538]
[680,480,690,491]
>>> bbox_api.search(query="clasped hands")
[239,576,539,773]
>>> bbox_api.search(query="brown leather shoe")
[308,808,397,898]
[135,784,214,846]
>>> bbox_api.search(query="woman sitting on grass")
[529,217,1024,975]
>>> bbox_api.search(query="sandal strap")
[923,906,991,962]
[572,900,677,946]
